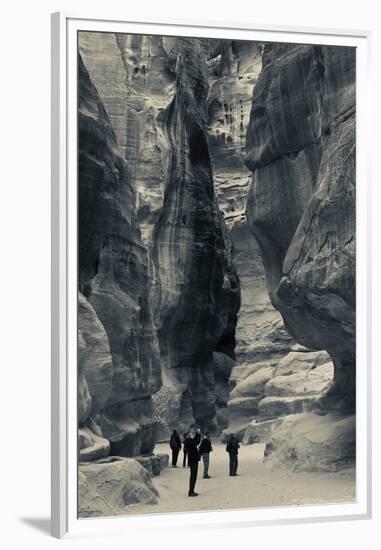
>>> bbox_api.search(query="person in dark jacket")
[199,432,213,478]
[226,433,240,476]
[169,430,182,467]
[185,427,201,496]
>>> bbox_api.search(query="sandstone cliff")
[149,38,240,434]
[78,34,356,473]
[78,54,162,458]
[205,41,295,438]
[79,34,240,439]
[245,43,356,469]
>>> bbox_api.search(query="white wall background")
[0,0,379,547]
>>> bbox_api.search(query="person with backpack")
[198,432,213,479]
[226,433,240,476]
[184,426,201,496]
[169,429,182,467]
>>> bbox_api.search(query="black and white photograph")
[77,30,356,518]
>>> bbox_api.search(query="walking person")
[185,427,201,496]
[169,429,182,467]
[226,433,240,476]
[199,432,213,479]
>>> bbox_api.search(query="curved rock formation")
[79,35,240,438]
[78,33,356,475]
[205,41,295,436]
[150,38,240,433]
[245,44,356,413]
[78,53,162,457]
[245,43,356,469]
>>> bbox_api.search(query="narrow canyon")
[77,33,356,516]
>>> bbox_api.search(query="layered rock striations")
[150,38,240,434]
[79,35,241,438]
[78,54,162,458]
[78,34,355,474]
[205,41,295,437]
[245,43,356,469]
[79,32,174,244]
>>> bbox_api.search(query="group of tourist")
[169,425,240,497]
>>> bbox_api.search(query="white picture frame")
[51,11,372,539]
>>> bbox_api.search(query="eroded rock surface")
[78,34,356,475]
[207,40,262,223]
[264,413,355,472]
[245,43,356,413]
[78,293,113,417]
[78,54,161,456]
[245,43,356,469]
[79,36,240,438]
[149,38,240,433]
[205,41,295,436]
[78,457,159,517]
[223,349,333,442]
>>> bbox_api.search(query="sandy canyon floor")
[126,442,355,516]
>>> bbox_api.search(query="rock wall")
[149,38,240,434]
[245,43,356,469]
[78,34,356,473]
[206,40,262,223]
[205,41,295,437]
[79,34,240,439]
[78,54,162,458]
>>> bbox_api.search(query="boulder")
[265,360,333,398]
[264,412,355,472]
[229,361,270,389]
[243,418,280,444]
[230,366,275,399]
[135,453,169,476]
[78,425,110,462]
[257,396,316,419]
[78,457,159,517]
[221,423,247,443]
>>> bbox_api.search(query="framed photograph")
[51,11,371,539]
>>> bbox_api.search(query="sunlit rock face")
[207,40,262,223]
[245,43,356,469]
[79,32,174,245]
[78,54,162,457]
